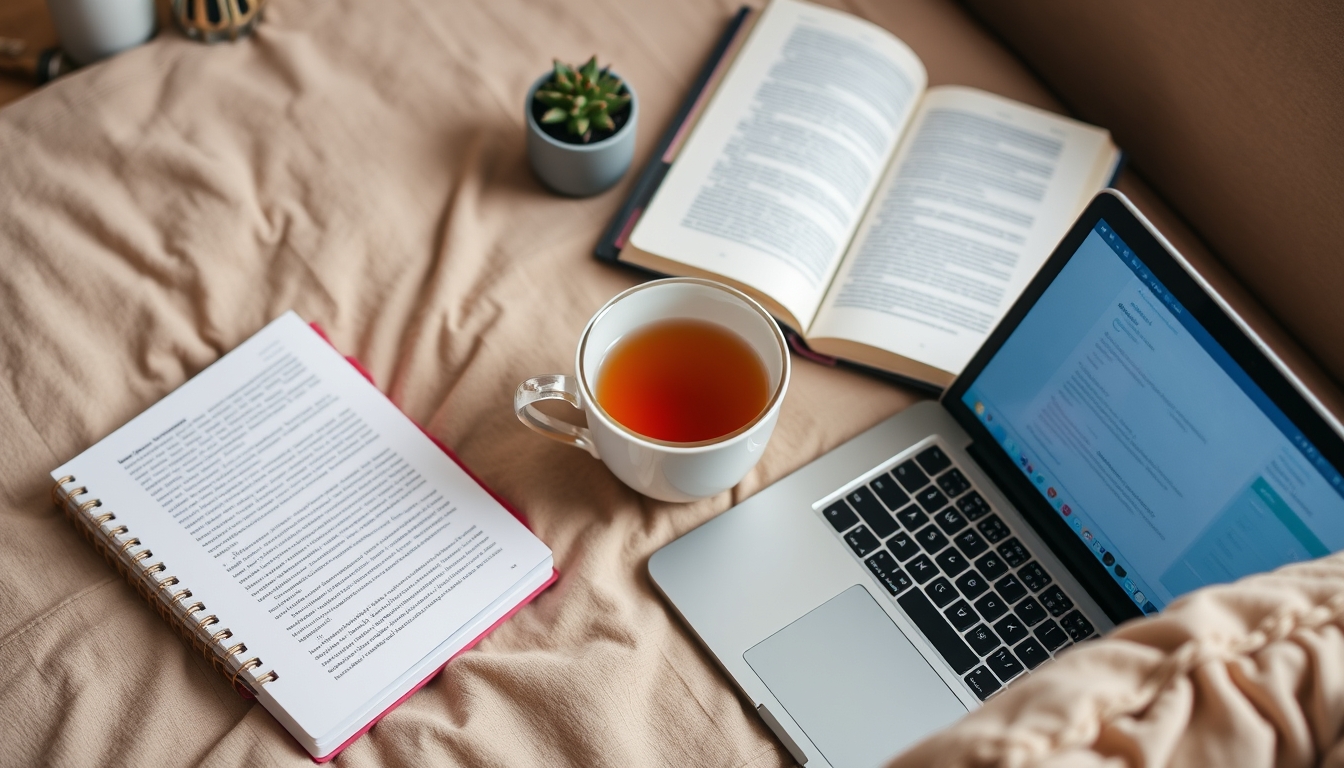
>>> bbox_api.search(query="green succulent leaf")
[544,56,626,137]
[580,55,599,81]
[534,90,571,108]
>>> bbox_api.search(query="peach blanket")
[0,0,1338,766]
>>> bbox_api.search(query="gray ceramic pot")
[525,72,638,197]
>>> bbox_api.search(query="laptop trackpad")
[744,585,967,768]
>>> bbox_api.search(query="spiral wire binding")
[51,476,279,693]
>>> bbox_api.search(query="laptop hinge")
[757,703,808,764]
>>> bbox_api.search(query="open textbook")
[618,0,1121,388]
[50,313,555,761]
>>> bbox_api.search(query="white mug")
[47,0,155,66]
[515,278,790,502]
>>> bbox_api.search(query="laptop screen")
[957,218,1344,614]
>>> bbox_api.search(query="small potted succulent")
[526,57,638,197]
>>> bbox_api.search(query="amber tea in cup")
[515,277,790,501]
[594,318,770,443]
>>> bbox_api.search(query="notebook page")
[52,312,552,742]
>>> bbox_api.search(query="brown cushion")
[963,0,1344,388]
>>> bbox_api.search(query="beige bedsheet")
[1,0,1340,766]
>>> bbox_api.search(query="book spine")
[51,476,278,695]
[593,5,753,262]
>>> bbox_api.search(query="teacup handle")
[514,374,600,459]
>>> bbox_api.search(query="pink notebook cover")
[295,323,558,762]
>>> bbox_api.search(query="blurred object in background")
[46,0,155,65]
[0,1,58,107]
[172,0,264,43]
[0,36,74,83]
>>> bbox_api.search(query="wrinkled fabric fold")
[889,553,1344,768]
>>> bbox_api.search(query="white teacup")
[515,278,790,502]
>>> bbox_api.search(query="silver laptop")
[649,190,1344,768]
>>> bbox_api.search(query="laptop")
[648,189,1344,768]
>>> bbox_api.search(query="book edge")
[303,321,556,758]
[310,567,560,763]
[595,6,755,263]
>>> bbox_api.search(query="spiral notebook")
[49,312,556,761]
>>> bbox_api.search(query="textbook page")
[627,0,926,332]
[51,312,553,745]
[808,86,1118,380]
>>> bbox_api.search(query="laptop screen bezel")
[941,190,1344,623]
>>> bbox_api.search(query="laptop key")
[936,468,971,498]
[887,532,919,562]
[892,460,929,492]
[986,647,1025,682]
[822,500,858,532]
[896,589,979,675]
[1015,597,1048,627]
[1034,619,1069,651]
[993,614,1029,645]
[963,666,1002,700]
[867,550,899,575]
[956,491,992,521]
[997,538,1030,568]
[933,506,968,535]
[906,554,938,584]
[869,473,910,511]
[943,600,979,632]
[843,526,880,558]
[1038,585,1074,617]
[1018,561,1052,592]
[977,515,1010,544]
[864,550,913,596]
[1060,610,1095,642]
[994,574,1028,604]
[915,445,952,475]
[953,528,988,558]
[1015,637,1050,670]
[934,547,970,577]
[886,530,921,561]
[964,624,999,656]
[955,570,989,600]
[926,577,957,608]
[895,504,930,531]
[974,551,1009,580]
[915,486,949,513]
[915,525,949,554]
[973,591,1008,623]
[847,487,898,538]
[881,570,914,596]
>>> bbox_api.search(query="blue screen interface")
[962,220,1344,613]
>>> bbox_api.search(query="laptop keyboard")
[820,443,1095,701]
